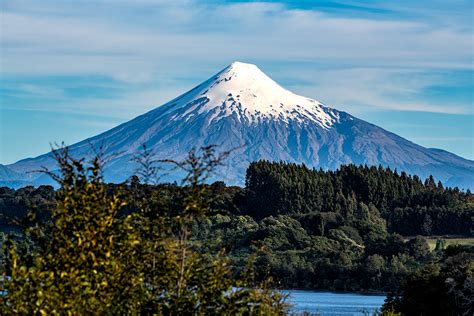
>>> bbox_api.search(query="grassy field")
[425,237,474,250]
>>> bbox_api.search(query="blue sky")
[1,0,473,164]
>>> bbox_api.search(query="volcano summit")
[2,62,473,188]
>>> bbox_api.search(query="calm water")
[283,290,386,315]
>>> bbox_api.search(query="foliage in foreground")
[2,160,473,294]
[0,146,286,315]
[382,244,474,316]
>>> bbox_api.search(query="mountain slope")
[3,62,473,189]
[0,164,31,188]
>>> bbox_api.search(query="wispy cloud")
[2,1,471,73]
[412,136,473,141]
[1,0,471,108]
[283,67,472,115]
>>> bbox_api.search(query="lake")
[283,290,386,315]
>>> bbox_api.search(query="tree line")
[0,155,472,314]
[243,161,473,236]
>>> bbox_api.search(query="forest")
[0,154,473,314]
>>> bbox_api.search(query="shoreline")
[277,288,387,296]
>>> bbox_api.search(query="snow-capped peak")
[5,62,473,190]
[167,61,338,128]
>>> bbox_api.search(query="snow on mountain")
[168,61,338,127]
[2,62,473,189]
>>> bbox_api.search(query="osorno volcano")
[2,62,473,189]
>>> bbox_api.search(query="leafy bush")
[0,146,286,314]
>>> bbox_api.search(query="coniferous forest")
[0,152,473,314]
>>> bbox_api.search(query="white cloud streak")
[0,0,472,116]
